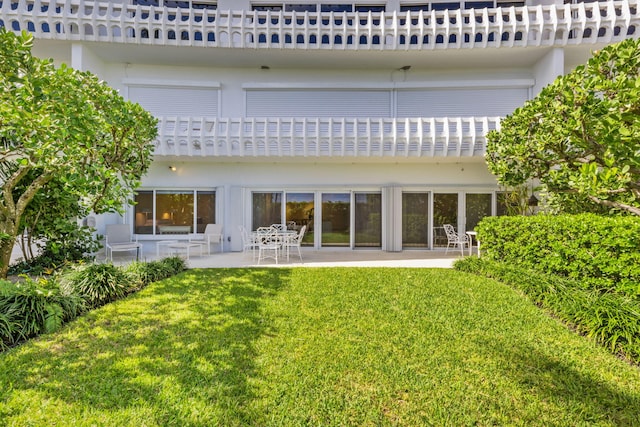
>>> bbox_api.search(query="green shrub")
[476,214,640,297]
[455,257,640,363]
[160,256,187,275]
[124,257,186,291]
[0,310,15,351]
[65,263,130,308]
[0,277,85,348]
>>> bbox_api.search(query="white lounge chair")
[105,224,142,261]
[189,223,223,255]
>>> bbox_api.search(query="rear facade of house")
[2,0,638,253]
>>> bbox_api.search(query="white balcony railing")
[153,117,500,158]
[1,0,638,49]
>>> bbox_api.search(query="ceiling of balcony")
[67,41,603,72]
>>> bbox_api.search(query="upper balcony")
[1,0,638,51]
[153,116,500,160]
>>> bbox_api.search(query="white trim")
[243,79,534,90]
[123,78,222,89]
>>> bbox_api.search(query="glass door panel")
[196,191,215,233]
[286,193,314,246]
[321,193,350,247]
[252,192,282,230]
[465,193,492,231]
[155,190,195,234]
[433,193,458,248]
[134,191,154,235]
[354,193,381,248]
[402,192,429,248]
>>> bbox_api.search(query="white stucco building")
[2,0,639,253]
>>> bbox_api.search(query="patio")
[10,243,461,269]
[140,248,460,268]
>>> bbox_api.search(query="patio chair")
[189,223,223,255]
[256,227,279,264]
[443,224,470,256]
[239,225,259,261]
[105,224,142,261]
[282,225,306,262]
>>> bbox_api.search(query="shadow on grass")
[0,268,292,426]
[494,341,640,425]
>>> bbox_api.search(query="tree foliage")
[486,38,640,216]
[0,29,157,277]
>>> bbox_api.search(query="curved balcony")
[152,116,500,158]
[1,0,638,50]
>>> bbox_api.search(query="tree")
[0,29,158,278]
[486,38,640,216]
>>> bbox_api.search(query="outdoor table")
[156,240,178,257]
[466,231,479,257]
[167,242,203,260]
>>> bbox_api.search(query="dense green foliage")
[63,264,131,309]
[1,268,639,425]
[486,38,640,215]
[0,28,157,277]
[475,214,640,297]
[455,257,640,363]
[0,277,84,351]
[0,257,185,351]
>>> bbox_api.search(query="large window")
[134,190,215,235]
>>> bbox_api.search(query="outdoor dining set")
[239,223,307,265]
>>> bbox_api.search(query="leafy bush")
[64,263,130,308]
[0,277,85,349]
[160,256,187,275]
[455,257,640,363]
[8,224,99,277]
[476,214,640,297]
[124,256,186,291]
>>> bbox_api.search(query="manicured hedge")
[475,214,640,298]
[455,257,640,363]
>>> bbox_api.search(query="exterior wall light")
[169,165,177,171]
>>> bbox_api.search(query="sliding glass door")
[433,193,458,248]
[286,192,314,246]
[402,192,429,248]
[252,192,282,230]
[465,193,492,232]
[321,193,350,247]
[354,193,381,248]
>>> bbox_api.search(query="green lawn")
[1,268,639,426]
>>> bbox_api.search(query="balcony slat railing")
[153,117,500,158]
[1,0,638,49]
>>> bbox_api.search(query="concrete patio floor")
[11,242,467,269]
[131,248,461,268]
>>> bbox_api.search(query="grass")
[1,268,639,426]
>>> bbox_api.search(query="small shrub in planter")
[64,263,130,308]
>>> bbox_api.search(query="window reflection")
[286,193,314,246]
[355,193,381,248]
[252,192,282,230]
[321,193,350,247]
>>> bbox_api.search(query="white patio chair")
[238,225,259,260]
[256,227,279,264]
[282,225,306,262]
[443,224,470,256]
[105,224,142,261]
[189,223,223,255]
